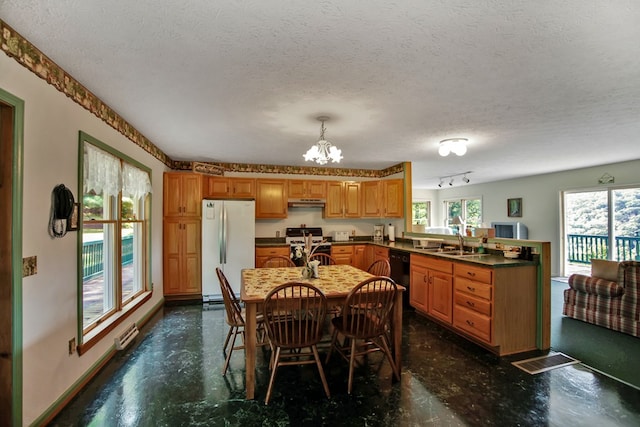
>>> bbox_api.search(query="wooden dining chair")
[367,259,391,276]
[262,282,330,404]
[325,276,399,394]
[216,267,267,375]
[309,253,337,266]
[261,255,296,268]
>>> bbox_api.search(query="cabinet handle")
[466,301,475,307]
[466,320,475,327]
[467,286,475,292]
[423,276,427,283]
[467,271,476,277]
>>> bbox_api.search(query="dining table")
[240,264,404,400]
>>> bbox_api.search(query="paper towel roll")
[388,225,395,242]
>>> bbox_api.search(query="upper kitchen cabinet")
[325,181,361,218]
[362,179,404,218]
[163,172,202,217]
[362,181,382,217]
[256,179,288,219]
[382,179,404,217]
[288,180,327,199]
[203,176,255,199]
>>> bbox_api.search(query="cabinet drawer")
[455,277,492,301]
[454,305,491,343]
[331,245,354,255]
[455,291,491,316]
[454,264,492,284]
[425,257,453,274]
[256,247,289,257]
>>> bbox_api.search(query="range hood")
[287,198,326,208]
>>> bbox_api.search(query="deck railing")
[82,235,134,280]
[567,234,640,263]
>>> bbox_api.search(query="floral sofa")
[563,260,639,338]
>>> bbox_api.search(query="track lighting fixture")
[437,171,472,188]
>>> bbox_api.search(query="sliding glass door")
[563,186,640,275]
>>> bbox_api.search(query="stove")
[285,227,332,265]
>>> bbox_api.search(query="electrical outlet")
[68,337,76,355]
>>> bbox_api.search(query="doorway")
[0,88,24,427]
[563,187,640,276]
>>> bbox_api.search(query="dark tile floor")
[50,304,640,427]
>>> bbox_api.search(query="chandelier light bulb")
[304,117,343,165]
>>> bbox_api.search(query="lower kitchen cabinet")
[163,218,201,298]
[410,254,453,321]
[411,253,538,356]
[409,254,429,312]
[353,245,367,270]
[426,258,454,324]
[331,245,354,265]
[255,246,290,268]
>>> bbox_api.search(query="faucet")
[457,232,465,255]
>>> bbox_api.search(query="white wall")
[420,160,640,276]
[1,54,167,425]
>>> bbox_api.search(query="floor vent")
[115,323,139,350]
[512,352,580,375]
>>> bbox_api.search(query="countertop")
[255,238,537,268]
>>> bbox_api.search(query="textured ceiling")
[1,1,639,188]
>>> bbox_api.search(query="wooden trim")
[0,87,25,427]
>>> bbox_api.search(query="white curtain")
[84,143,121,197]
[122,162,152,199]
[84,143,152,198]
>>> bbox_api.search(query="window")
[444,197,482,233]
[563,186,640,274]
[80,132,152,336]
[412,200,430,227]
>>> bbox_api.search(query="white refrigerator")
[201,199,255,302]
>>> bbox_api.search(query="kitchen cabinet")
[354,245,367,270]
[362,179,404,218]
[410,254,453,320]
[163,218,201,297]
[409,254,429,312]
[426,257,454,324]
[331,245,354,265]
[411,254,537,355]
[255,179,288,219]
[373,246,389,262]
[324,181,361,218]
[288,180,326,199]
[163,172,202,299]
[255,246,290,268]
[381,179,404,218]
[362,181,382,217]
[163,172,202,217]
[203,177,255,199]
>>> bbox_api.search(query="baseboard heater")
[115,323,139,350]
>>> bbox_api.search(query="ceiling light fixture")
[437,171,472,187]
[303,116,343,165]
[438,138,468,157]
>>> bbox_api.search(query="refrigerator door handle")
[221,206,228,264]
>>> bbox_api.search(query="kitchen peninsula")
[256,235,550,356]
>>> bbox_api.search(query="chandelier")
[303,116,343,165]
[438,138,468,156]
